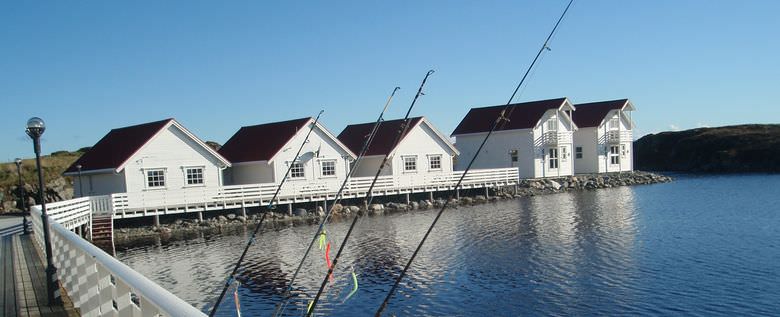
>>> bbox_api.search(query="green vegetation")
[0,150,83,211]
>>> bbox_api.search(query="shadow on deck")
[1,217,79,317]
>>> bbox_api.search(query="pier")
[1,217,77,316]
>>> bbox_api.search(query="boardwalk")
[1,215,78,317]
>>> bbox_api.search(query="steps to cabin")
[90,213,115,255]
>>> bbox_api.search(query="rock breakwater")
[114,171,671,248]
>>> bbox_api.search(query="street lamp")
[26,117,61,306]
[14,158,29,234]
[76,164,83,198]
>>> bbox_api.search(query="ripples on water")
[118,174,780,316]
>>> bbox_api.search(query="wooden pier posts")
[153,214,160,227]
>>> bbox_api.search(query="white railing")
[29,205,207,317]
[606,130,632,143]
[41,197,93,231]
[109,167,519,215]
[541,131,573,146]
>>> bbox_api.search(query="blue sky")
[2,0,778,161]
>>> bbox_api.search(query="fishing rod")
[208,110,325,317]
[306,70,435,316]
[375,1,575,316]
[272,86,401,317]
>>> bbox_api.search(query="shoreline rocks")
[114,171,672,249]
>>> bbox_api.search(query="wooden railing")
[541,131,573,146]
[108,168,519,215]
[606,130,632,143]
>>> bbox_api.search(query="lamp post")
[76,164,83,198]
[15,158,29,234]
[26,117,61,306]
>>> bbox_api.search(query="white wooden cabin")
[572,99,636,174]
[219,117,357,191]
[63,118,231,198]
[338,117,459,179]
[451,97,577,179]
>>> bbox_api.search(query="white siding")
[351,121,456,179]
[77,172,126,196]
[573,127,599,174]
[454,108,576,179]
[352,156,391,177]
[455,130,535,178]
[594,111,634,173]
[227,161,275,184]
[270,125,352,190]
[123,125,226,194]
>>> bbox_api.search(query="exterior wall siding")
[123,125,226,194]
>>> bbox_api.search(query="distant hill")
[0,150,83,211]
[634,124,780,173]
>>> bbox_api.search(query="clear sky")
[2,0,778,161]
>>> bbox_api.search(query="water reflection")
[117,176,780,316]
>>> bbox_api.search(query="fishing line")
[306,70,435,316]
[273,87,401,317]
[209,110,325,317]
[375,1,575,315]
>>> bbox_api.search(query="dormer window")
[547,117,558,131]
[608,118,619,130]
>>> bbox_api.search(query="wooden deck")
[1,216,78,317]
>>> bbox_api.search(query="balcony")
[606,130,631,143]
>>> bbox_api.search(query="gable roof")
[572,99,633,128]
[338,117,458,157]
[451,97,572,136]
[219,117,357,163]
[64,118,231,175]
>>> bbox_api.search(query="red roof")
[64,119,172,173]
[451,98,568,135]
[338,117,424,156]
[218,118,311,163]
[572,99,628,128]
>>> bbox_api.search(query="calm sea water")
[117,174,780,316]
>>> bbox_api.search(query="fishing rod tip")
[427,69,435,75]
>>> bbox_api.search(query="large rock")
[331,203,344,214]
[368,204,384,211]
[293,208,308,217]
[348,206,361,214]
[549,180,562,190]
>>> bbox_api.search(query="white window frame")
[427,154,442,171]
[509,149,519,163]
[608,117,620,130]
[547,116,558,131]
[402,155,417,173]
[575,146,583,159]
[289,161,305,179]
[183,166,205,187]
[319,159,337,178]
[144,168,167,190]
[548,148,559,169]
[610,145,620,165]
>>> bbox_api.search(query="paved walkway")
[1,215,78,316]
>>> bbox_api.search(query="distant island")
[634,124,780,173]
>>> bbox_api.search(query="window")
[610,145,620,164]
[575,146,583,159]
[146,169,166,188]
[320,160,336,177]
[547,117,558,131]
[509,150,518,162]
[428,155,442,170]
[608,118,619,130]
[290,161,305,178]
[185,167,204,185]
[561,147,568,161]
[620,144,627,156]
[403,156,417,172]
[548,148,559,169]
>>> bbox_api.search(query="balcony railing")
[541,131,572,146]
[606,130,632,143]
